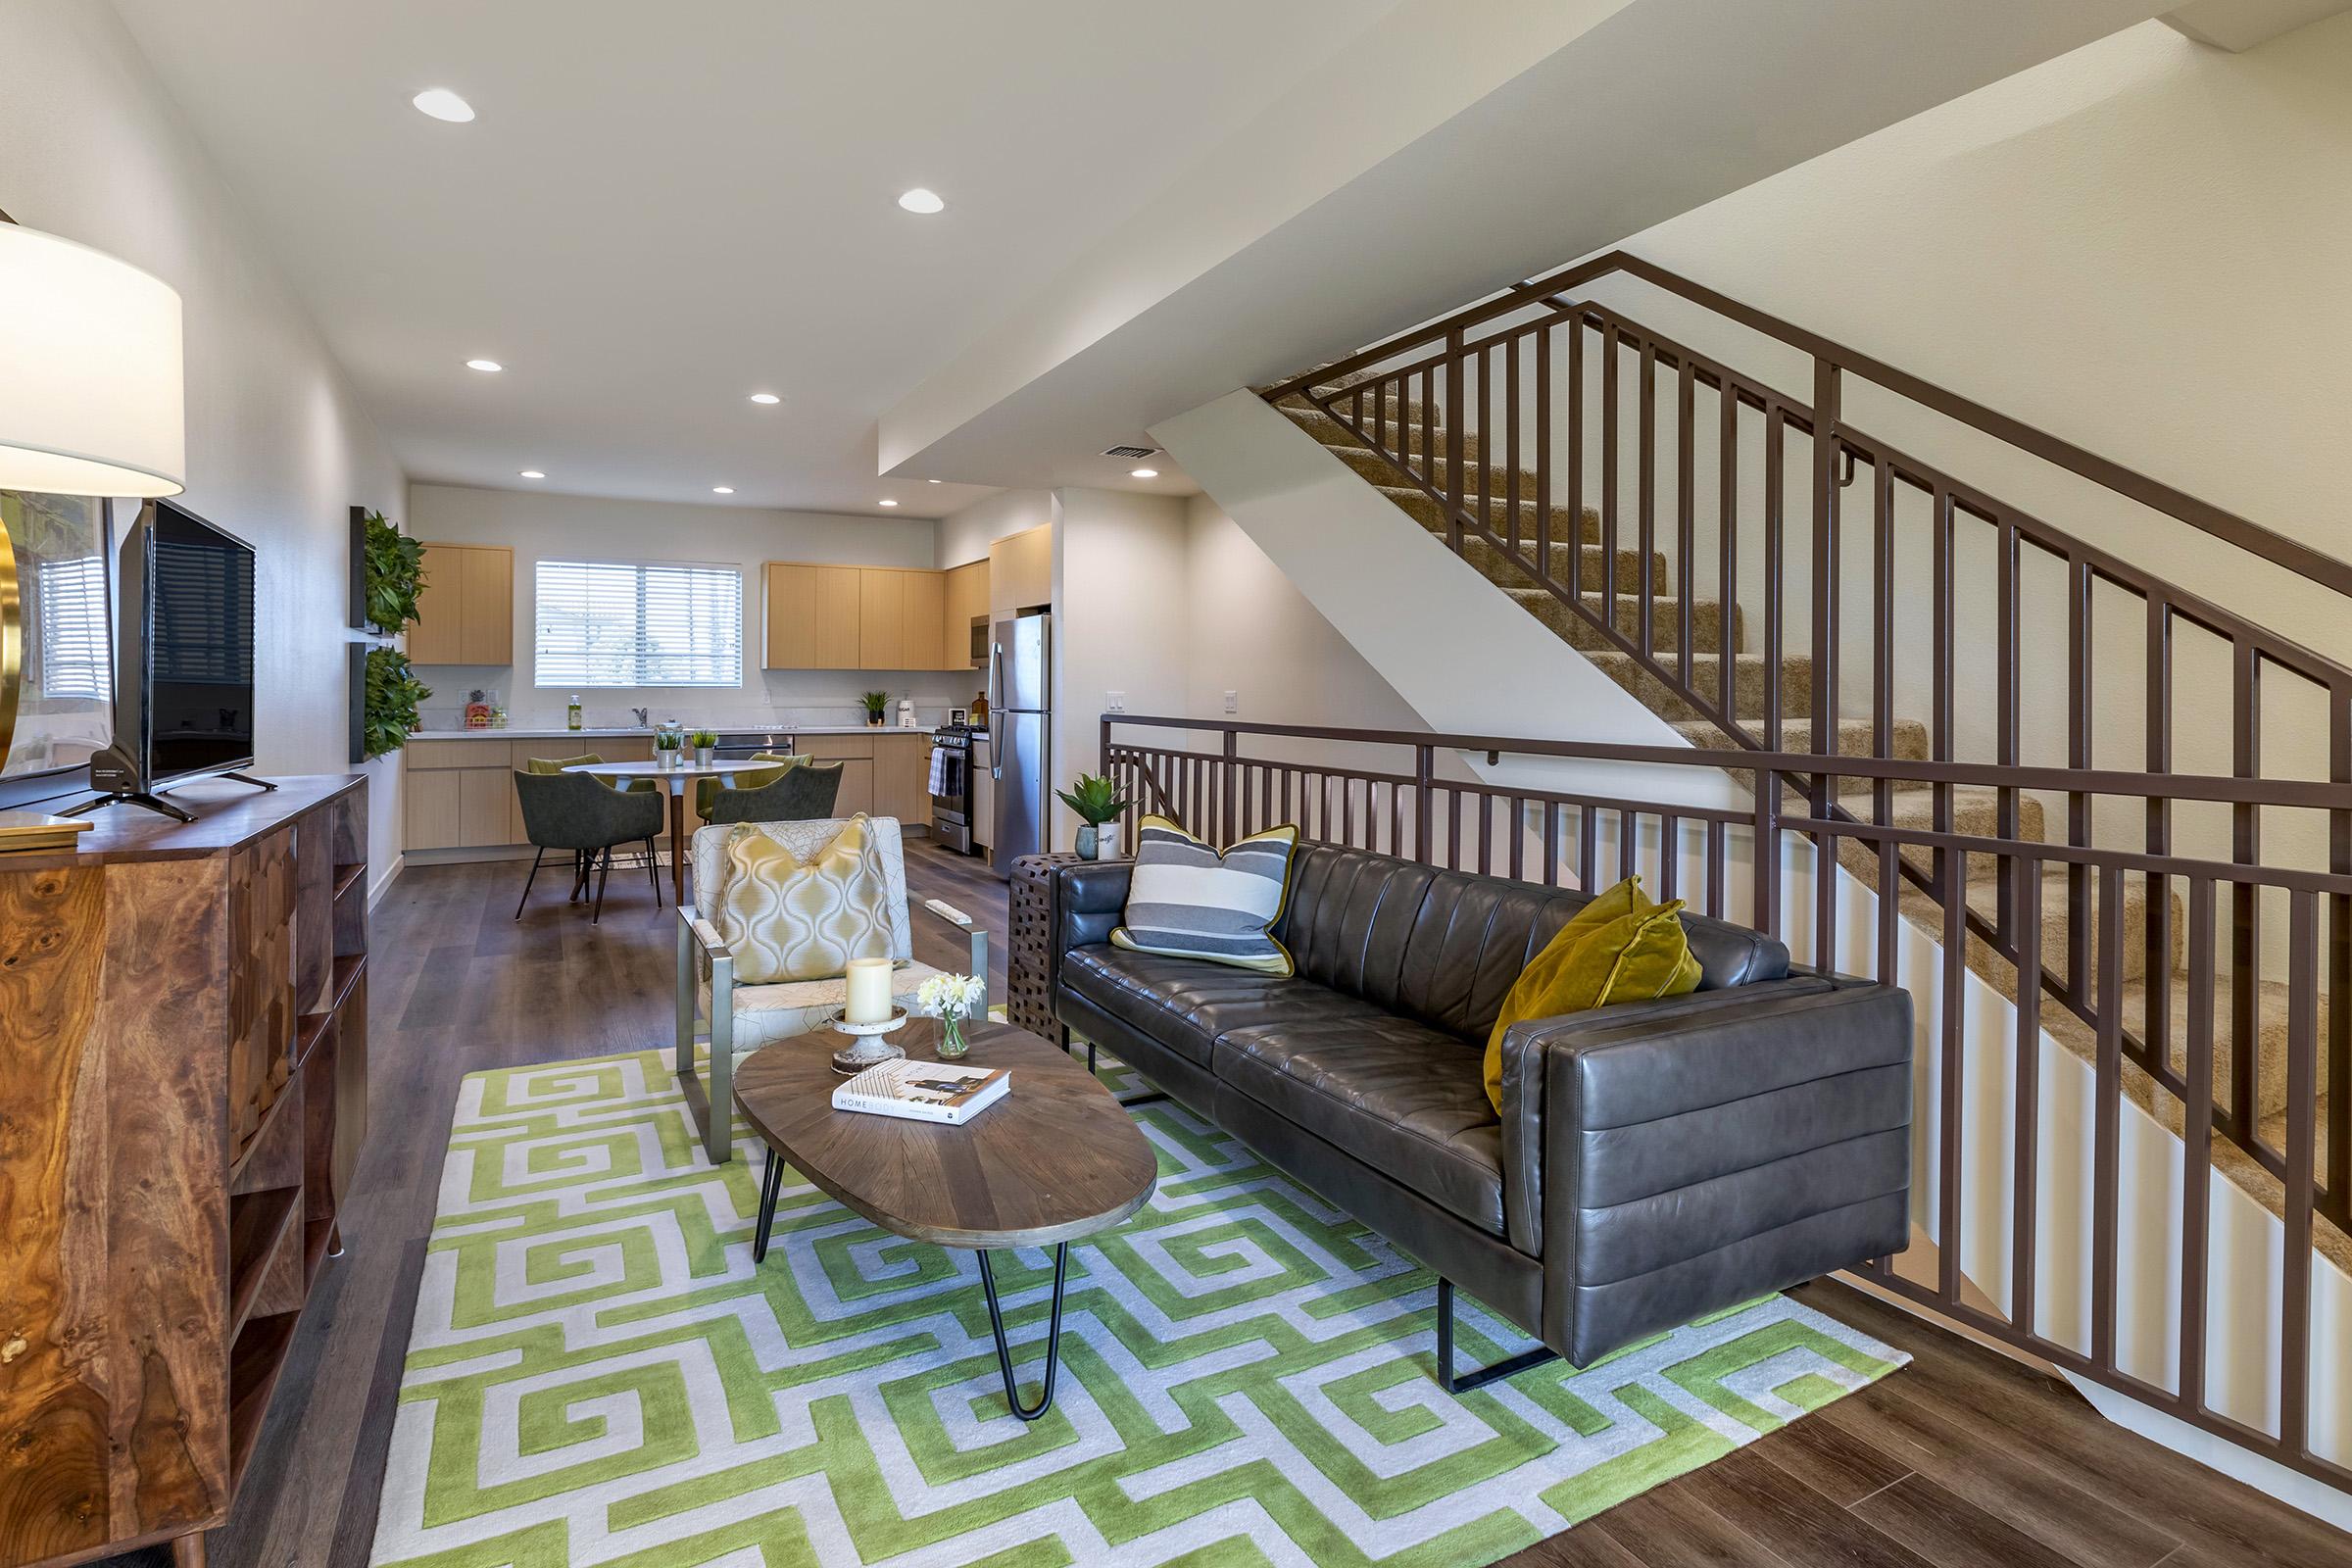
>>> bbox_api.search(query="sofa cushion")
[1059,945,1396,1067]
[1112,816,1301,975]
[1213,1018,1505,1235]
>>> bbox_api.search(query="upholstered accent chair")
[512,769,664,922]
[673,815,988,1160]
[703,760,844,825]
[694,751,798,817]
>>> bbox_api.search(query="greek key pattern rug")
[371,1047,1907,1566]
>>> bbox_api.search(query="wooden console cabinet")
[0,775,370,1568]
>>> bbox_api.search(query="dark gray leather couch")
[1038,841,1913,1377]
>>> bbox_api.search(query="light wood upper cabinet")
[858,569,906,669]
[902,570,945,670]
[812,565,861,668]
[409,543,514,666]
[988,524,1051,616]
[763,563,817,669]
[943,560,988,668]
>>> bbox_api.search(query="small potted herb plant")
[1057,772,1133,860]
[860,690,890,728]
[655,730,683,769]
[690,728,717,767]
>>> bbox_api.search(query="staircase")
[1276,387,2336,1265]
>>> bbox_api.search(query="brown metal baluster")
[1932,489,1955,906]
[1619,808,1639,883]
[2331,685,2351,1227]
[1719,380,1740,690]
[1580,805,1599,894]
[2091,861,2125,1372]
[2231,640,2261,1142]
[1602,319,1622,632]
[2145,596,2173,1088]
[1544,800,1561,887]
[1763,407,1786,753]
[1996,519,2022,948]
[1875,460,1897,987]
[2067,558,2092,1011]
[1677,358,1696,691]
[2012,851,2043,1336]
[1639,339,1657,662]
[1811,364,1841,972]
[1705,819,1727,919]
[1659,814,1680,904]
[1477,344,1493,550]
[1506,334,1523,565]
[1939,781,1969,1301]
[1568,318,1586,604]
[2180,878,2214,1417]
[2282,891,2319,1462]
[1536,327,1553,593]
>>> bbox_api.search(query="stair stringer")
[1153,383,2352,1522]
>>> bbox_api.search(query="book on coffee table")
[832,1059,1010,1125]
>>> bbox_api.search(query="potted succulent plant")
[860,690,890,728]
[690,728,717,767]
[1057,772,1133,860]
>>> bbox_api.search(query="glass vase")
[937,1013,969,1058]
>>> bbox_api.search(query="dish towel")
[927,746,952,797]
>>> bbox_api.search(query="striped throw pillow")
[1111,815,1300,975]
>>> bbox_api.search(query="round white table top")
[563,760,748,779]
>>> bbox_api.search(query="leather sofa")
[1036,841,1914,1379]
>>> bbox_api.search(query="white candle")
[844,957,893,1025]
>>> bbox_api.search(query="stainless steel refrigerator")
[987,611,1050,878]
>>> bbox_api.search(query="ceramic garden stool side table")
[731,1015,1156,1420]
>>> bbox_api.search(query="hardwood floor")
[100,841,2345,1567]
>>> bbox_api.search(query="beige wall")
[937,487,1049,569]
[1,1,408,888]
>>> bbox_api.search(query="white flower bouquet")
[915,971,988,1057]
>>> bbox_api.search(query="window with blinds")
[534,559,742,687]
[35,555,111,701]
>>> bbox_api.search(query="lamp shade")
[0,223,184,497]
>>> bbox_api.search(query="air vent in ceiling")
[1102,444,1157,461]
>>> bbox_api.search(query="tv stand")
[217,770,279,792]
[58,788,196,824]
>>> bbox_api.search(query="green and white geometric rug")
[371,1046,1907,1566]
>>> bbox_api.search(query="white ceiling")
[109,0,1401,516]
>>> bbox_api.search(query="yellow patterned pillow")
[717,814,894,984]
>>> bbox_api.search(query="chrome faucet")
[630,707,650,728]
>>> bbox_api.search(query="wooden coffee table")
[732,1015,1158,1420]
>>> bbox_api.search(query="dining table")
[563,759,749,906]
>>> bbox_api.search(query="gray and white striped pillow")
[1111,815,1300,975]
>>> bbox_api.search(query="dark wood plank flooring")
[102,842,2347,1568]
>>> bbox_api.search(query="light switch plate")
[1105,690,1126,713]
[1223,690,1239,714]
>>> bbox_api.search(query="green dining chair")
[695,751,800,818]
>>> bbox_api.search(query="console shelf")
[0,774,370,1568]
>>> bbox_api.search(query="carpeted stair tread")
[1374,476,1604,541]
[1894,867,2181,991]
[1585,648,1815,724]
[1507,588,1740,655]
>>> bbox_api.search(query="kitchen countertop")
[409,724,943,741]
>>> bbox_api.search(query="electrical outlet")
[1223,689,1239,714]
[1105,690,1126,713]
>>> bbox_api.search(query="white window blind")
[534,559,742,687]
[36,555,111,700]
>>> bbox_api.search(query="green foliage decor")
[1055,772,1131,826]
[363,510,426,632]
[690,729,717,748]
[362,648,430,760]
[859,690,891,717]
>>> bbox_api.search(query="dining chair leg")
[514,847,547,920]
[646,838,663,908]
[591,848,612,924]
[569,849,588,903]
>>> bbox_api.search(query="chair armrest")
[1498,975,1915,1364]
[684,910,731,963]
[917,898,991,1010]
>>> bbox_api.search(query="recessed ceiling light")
[466,358,503,373]
[518,469,545,479]
[748,392,780,405]
[878,498,900,507]
[1130,467,1159,479]
[413,88,475,123]
[711,486,734,495]
[897,187,945,215]
[927,478,942,484]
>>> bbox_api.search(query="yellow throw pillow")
[717,814,894,984]
[1482,878,1702,1111]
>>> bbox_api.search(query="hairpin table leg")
[751,1150,784,1263]
[977,1244,1070,1421]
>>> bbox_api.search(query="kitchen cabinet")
[797,734,875,816]
[762,561,976,671]
[988,524,1051,616]
[873,732,933,824]
[408,543,513,665]
[943,560,988,669]
[402,733,651,854]
[858,569,905,669]
[813,565,861,668]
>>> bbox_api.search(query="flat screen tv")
[74,498,266,820]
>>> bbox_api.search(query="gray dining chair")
[513,769,665,922]
[702,760,844,825]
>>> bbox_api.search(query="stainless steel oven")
[929,724,974,854]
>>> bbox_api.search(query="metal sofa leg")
[1434,1279,1558,1395]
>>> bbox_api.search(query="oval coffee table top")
[731,1016,1157,1250]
